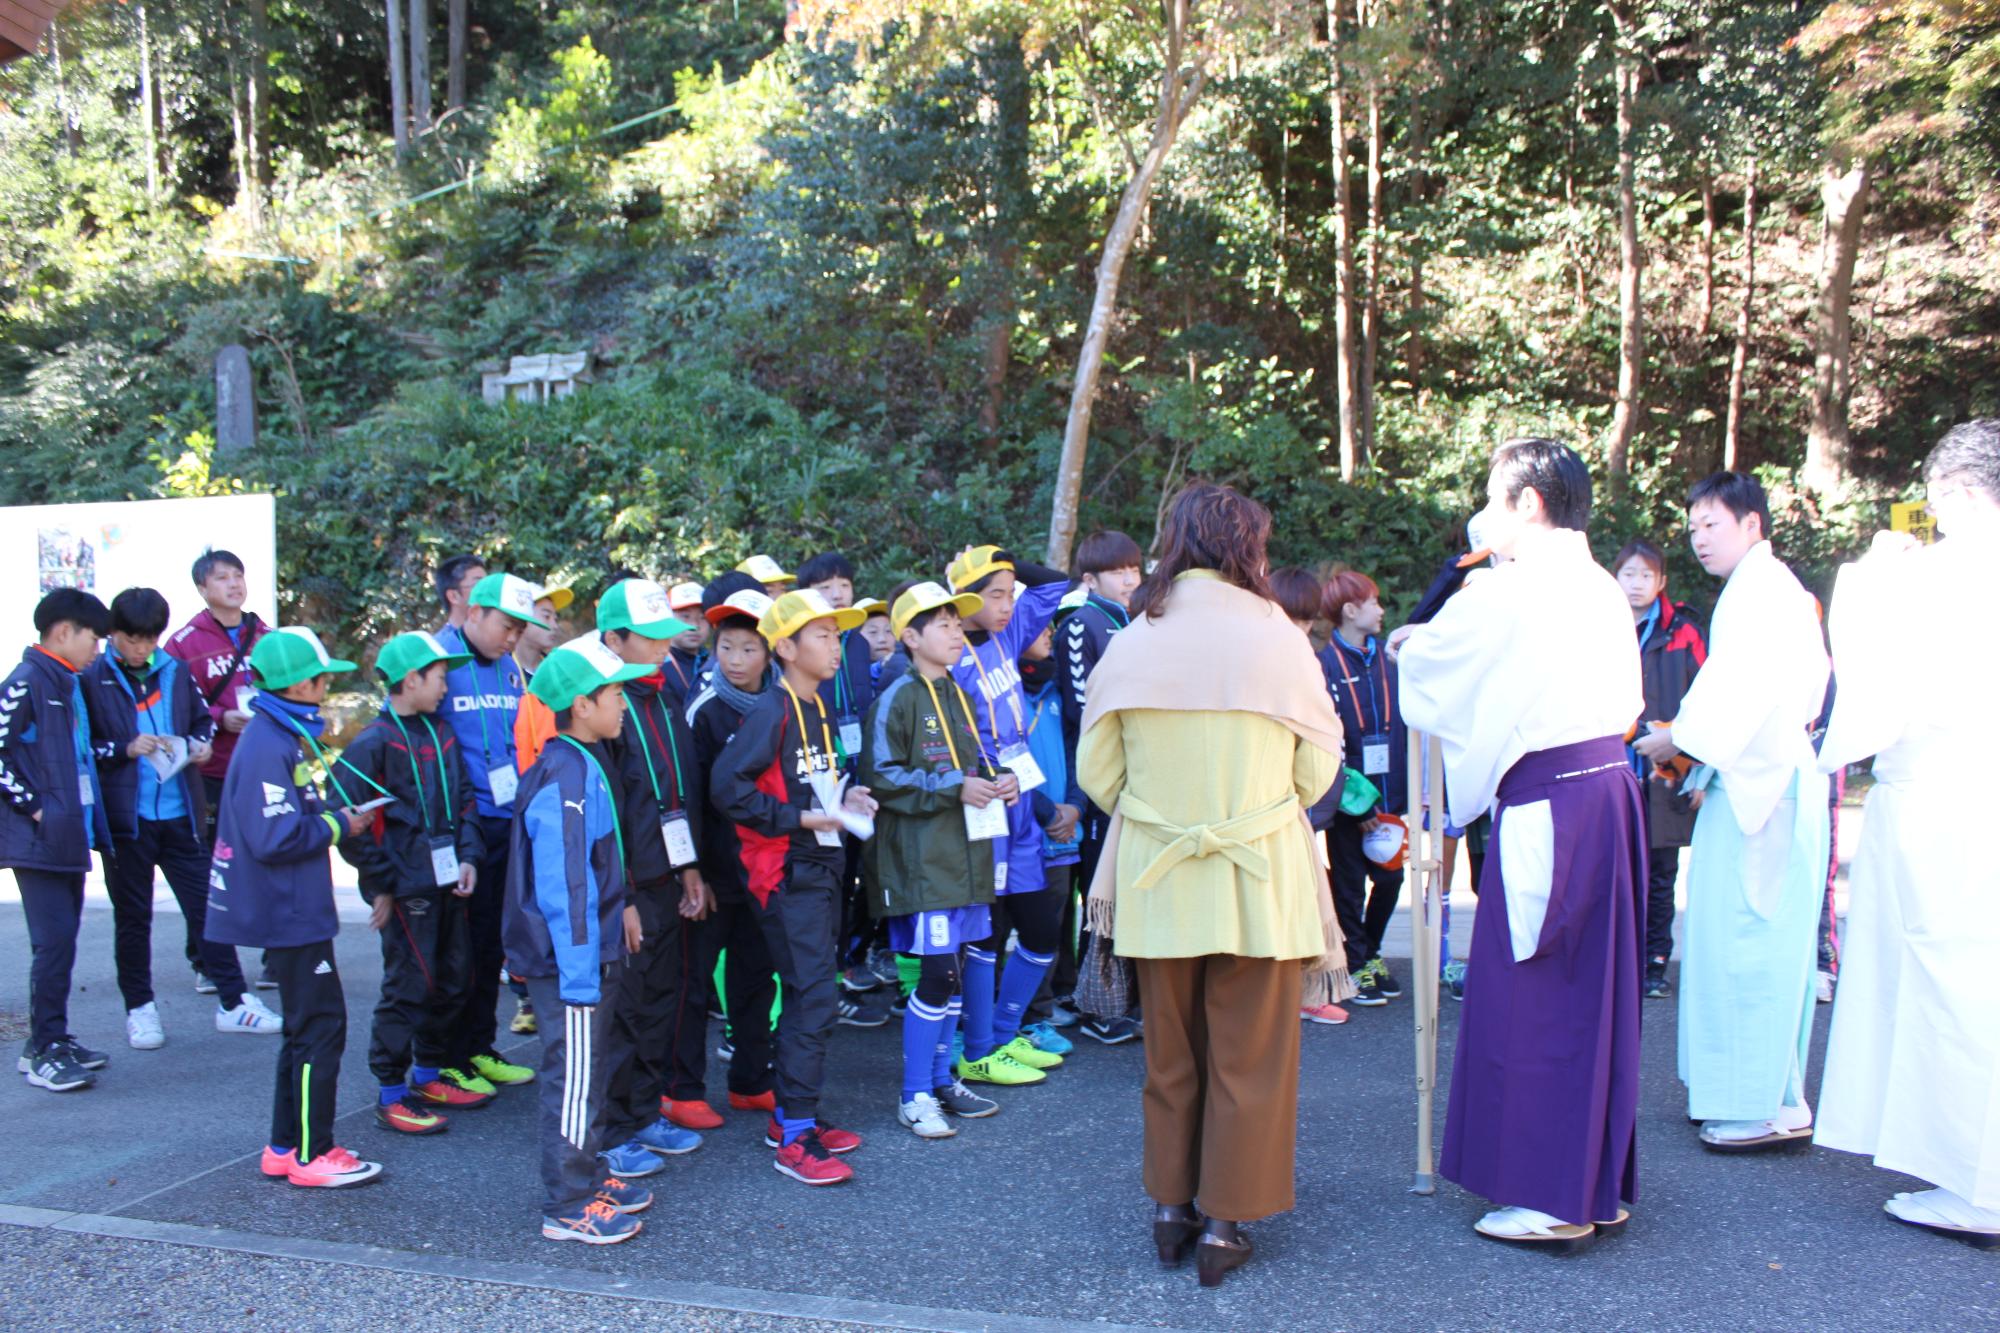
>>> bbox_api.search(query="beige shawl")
[1082,572,1353,1004]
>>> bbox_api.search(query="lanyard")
[1335,639,1391,735]
[1095,595,1130,630]
[387,712,452,832]
[920,674,991,776]
[969,640,1026,751]
[832,641,850,715]
[445,627,515,769]
[783,682,836,775]
[556,735,625,876]
[633,693,687,809]
[276,714,390,809]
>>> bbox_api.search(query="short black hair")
[1688,471,1771,539]
[1075,530,1143,576]
[902,605,949,639]
[1924,418,2000,502]
[552,683,615,732]
[36,587,111,637]
[1492,438,1592,531]
[1268,567,1324,623]
[1612,540,1666,579]
[385,659,446,697]
[191,548,245,588]
[606,566,647,585]
[109,587,171,637]
[435,553,484,611]
[798,552,856,587]
[963,549,1017,596]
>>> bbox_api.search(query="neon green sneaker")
[996,1035,1063,1070]
[440,1066,498,1096]
[955,1051,1046,1086]
[470,1052,535,1086]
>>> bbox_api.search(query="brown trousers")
[1134,954,1303,1222]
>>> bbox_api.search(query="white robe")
[1398,527,1641,957]
[1816,526,2000,1205]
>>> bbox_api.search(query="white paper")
[146,735,192,782]
[351,795,396,814]
[807,769,874,842]
[997,743,1046,794]
[429,837,461,888]
[963,797,1008,842]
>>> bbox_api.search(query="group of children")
[2,535,1154,1246]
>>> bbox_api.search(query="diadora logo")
[452,695,515,711]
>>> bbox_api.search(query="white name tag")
[80,773,95,808]
[487,764,518,808]
[661,811,699,868]
[997,743,1045,794]
[963,797,1008,842]
[838,720,863,761]
[429,835,460,888]
[1362,735,1391,776]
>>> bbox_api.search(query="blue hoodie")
[435,623,526,819]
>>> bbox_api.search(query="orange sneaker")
[287,1146,383,1189]
[415,1078,495,1109]
[728,1089,777,1113]
[375,1098,448,1134]
[259,1146,297,1179]
[1301,1003,1351,1026]
[661,1097,724,1130]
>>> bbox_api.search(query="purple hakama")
[1440,735,1646,1225]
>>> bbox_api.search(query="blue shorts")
[889,905,993,956]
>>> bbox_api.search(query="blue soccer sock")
[901,996,950,1101]
[410,1065,439,1086]
[932,996,963,1090]
[992,945,1056,1048]
[779,1114,815,1147]
[960,947,998,1060]
[378,1083,407,1107]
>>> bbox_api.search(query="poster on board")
[1,495,278,644]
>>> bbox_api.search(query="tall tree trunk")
[49,22,82,156]
[246,0,271,189]
[1606,16,1642,500]
[977,34,1030,449]
[1326,0,1360,482]
[222,9,261,223]
[1361,41,1383,465]
[1723,159,1757,471]
[386,0,410,155]
[1046,0,1208,570]
[409,0,433,135]
[447,0,468,113]
[1698,169,1715,339]
[1803,161,1870,494]
[137,2,162,198]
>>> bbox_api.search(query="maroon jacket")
[164,608,266,780]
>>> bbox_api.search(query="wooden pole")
[1407,729,1444,1194]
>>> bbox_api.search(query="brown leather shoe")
[1196,1230,1252,1287]
[1153,1203,1203,1267]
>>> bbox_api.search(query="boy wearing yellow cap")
[735,555,795,598]
[862,583,1006,1137]
[711,589,879,1185]
[941,546,1073,1085]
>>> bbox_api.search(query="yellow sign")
[1890,501,1936,545]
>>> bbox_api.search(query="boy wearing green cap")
[205,627,380,1188]
[502,635,653,1243]
[335,632,489,1136]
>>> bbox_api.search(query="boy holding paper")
[711,589,879,1185]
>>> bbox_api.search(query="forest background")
[1,0,1994,653]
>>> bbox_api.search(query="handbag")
[1074,930,1131,1021]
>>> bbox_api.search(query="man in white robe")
[1815,419,2000,1244]
[1636,472,1830,1150]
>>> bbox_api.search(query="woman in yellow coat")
[1077,482,1347,1288]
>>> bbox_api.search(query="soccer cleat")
[414,1077,494,1109]
[595,1174,654,1214]
[1023,1021,1074,1057]
[1081,1015,1141,1044]
[955,1051,1046,1086]
[375,1098,448,1135]
[21,1044,95,1092]
[192,969,218,996]
[543,1198,643,1244]
[287,1146,383,1188]
[1374,962,1403,998]
[996,1035,1063,1070]
[437,1067,499,1098]
[470,1052,535,1086]
[772,1130,855,1186]
[1301,1002,1351,1026]
[835,998,889,1028]
[629,1117,703,1156]
[899,1092,957,1139]
[599,1141,668,1178]
[1348,959,1388,1008]
[728,1089,777,1113]
[763,1117,861,1153]
[259,1146,297,1178]
[127,1002,166,1050]
[661,1097,724,1130]
[838,966,882,994]
[216,996,283,1035]
[933,1081,1000,1118]
[510,999,538,1035]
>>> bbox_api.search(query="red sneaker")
[728,1089,777,1113]
[772,1130,855,1186]
[661,1097,724,1130]
[414,1078,494,1109]
[287,1146,384,1189]
[764,1117,861,1154]
[259,1146,297,1179]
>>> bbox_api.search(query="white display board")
[1,494,279,643]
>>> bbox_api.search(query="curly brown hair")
[1129,482,1274,619]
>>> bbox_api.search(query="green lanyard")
[632,694,686,810]
[556,735,625,879]
[278,716,391,810]
[387,712,452,833]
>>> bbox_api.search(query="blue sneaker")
[1024,1021,1074,1057]
[629,1117,703,1156]
[599,1140,667,1178]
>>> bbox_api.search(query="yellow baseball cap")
[890,582,982,638]
[946,545,1013,594]
[853,597,889,618]
[736,554,794,586]
[758,588,865,645]
[536,583,576,614]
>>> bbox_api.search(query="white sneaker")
[126,1002,165,1050]
[217,995,283,1035]
[897,1092,957,1139]
[1816,970,1835,1003]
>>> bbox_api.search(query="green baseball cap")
[597,578,696,640]
[528,631,651,710]
[374,630,472,687]
[250,627,358,691]
[469,572,549,626]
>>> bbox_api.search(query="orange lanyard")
[1336,639,1391,734]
